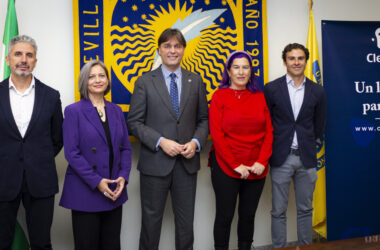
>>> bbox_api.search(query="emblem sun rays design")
[110,0,238,101]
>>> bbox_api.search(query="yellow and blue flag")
[305,8,327,238]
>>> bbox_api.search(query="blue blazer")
[264,75,327,169]
[59,99,132,212]
[0,78,63,201]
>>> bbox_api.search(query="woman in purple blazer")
[60,60,132,250]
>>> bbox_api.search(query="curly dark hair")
[282,43,309,62]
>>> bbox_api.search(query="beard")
[14,70,32,77]
[14,64,33,77]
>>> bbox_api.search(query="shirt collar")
[286,74,305,89]
[161,65,182,80]
[9,76,36,95]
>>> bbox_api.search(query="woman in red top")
[209,51,273,250]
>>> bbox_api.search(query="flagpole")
[308,0,313,10]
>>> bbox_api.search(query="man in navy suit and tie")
[127,28,209,250]
[0,35,63,249]
[264,43,326,248]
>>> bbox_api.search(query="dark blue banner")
[322,21,380,241]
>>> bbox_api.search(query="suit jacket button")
[92,148,97,153]
[92,165,96,170]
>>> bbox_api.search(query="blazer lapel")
[0,79,21,137]
[24,80,43,137]
[280,76,295,121]
[296,79,312,121]
[151,67,177,119]
[82,99,108,144]
[105,101,117,145]
[178,69,191,119]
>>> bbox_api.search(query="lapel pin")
[188,79,192,82]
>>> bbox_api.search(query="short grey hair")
[8,35,38,55]
[78,60,111,100]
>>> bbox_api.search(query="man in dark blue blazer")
[264,43,326,248]
[0,35,63,249]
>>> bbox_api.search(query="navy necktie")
[169,73,179,117]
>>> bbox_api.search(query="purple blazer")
[59,99,132,212]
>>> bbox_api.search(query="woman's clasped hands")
[233,162,266,179]
[97,177,126,201]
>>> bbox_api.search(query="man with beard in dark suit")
[0,35,63,250]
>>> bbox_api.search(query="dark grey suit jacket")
[264,75,326,169]
[127,67,209,176]
[0,77,63,201]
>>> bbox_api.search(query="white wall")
[0,0,379,249]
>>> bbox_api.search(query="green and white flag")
[1,0,18,80]
[1,0,29,249]
[12,222,29,250]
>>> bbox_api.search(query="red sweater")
[209,88,273,179]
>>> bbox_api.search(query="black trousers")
[210,151,266,249]
[71,205,123,250]
[0,177,55,250]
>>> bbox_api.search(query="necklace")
[91,97,105,119]
[233,89,246,99]
[95,106,105,118]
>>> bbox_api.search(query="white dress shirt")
[286,74,305,149]
[9,77,36,138]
